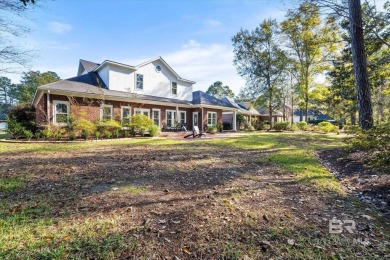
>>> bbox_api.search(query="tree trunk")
[348,0,373,130]
[299,109,303,122]
[305,95,309,122]
[291,94,294,125]
[351,110,356,126]
[269,93,273,129]
[283,96,286,121]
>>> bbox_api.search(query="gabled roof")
[223,98,259,115]
[34,72,193,106]
[92,56,196,84]
[78,59,100,76]
[293,109,316,116]
[257,107,283,116]
[193,91,235,108]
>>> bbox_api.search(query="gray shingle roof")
[222,98,259,115]
[317,114,335,121]
[0,112,6,121]
[192,91,235,108]
[38,72,193,105]
[80,59,100,72]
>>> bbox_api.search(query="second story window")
[171,82,177,95]
[136,74,143,90]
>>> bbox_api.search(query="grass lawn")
[0,130,11,140]
[0,132,389,259]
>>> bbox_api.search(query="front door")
[193,112,198,130]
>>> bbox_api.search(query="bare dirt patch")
[317,148,390,218]
[1,142,389,259]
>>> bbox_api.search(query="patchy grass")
[0,130,11,140]
[0,132,388,259]
[0,177,26,193]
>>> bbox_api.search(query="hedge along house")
[32,57,238,132]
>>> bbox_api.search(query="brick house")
[32,57,239,132]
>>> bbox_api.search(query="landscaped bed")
[0,132,389,259]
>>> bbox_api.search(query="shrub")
[113,129,120,138]
[121,129,129,138]
[346,123,390,170]
[129,126,136,137]
[318,121,339,133]
[34,131,41,140]
[96,120,122,133]
[41,128,53,140]
[149,124,160,137]
[253,121,266,130]
[263,124,271,130]
[216,123,223,133]
[236,113,245,129]
[69,131,76,141]
[103,130,112,139]
[128,114,158,136]
[74,118,96,136]
[8,103,36,132]
[290,124,298,131]
[55,133,63,140]
[273,121,290,131]
[94,131,100,140]
[81,130,89,140]
[23,130,33,140]
[6,117,25,139]
[207,125,218,134]
[343,124,360,135]
[295,121,307,131]
[248,125,255,131]
[139,128,145,137]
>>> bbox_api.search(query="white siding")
[96,60,193,101]
[134,61,193,101]
[98,65,110,88]
[108,64,133,92]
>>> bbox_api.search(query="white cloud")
[204,18,222,28]
[48,22,73,34]
[162,40,245,95]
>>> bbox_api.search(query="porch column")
[47,90,50,125]
[233,110,237,131]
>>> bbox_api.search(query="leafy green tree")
[206,81,235,99]
[16,71,60,103]
[233,19,288,127]
[281,3,340,122]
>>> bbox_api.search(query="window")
[207,112,217,126]
[121,106,131,125]
[166,110,177,127]
[171,82,177,95]
[152,109,161,127]
[179,111,186,125]
[136,74,143,90]
[100,104,113,121]
[53,100,69,125]
[134,108,150,117]
[155,65,161,72]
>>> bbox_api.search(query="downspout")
[47,90,50,126]
[201,107,204,132]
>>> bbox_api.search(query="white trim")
[166,110,177,127]
[207,112,217,126]
[100,104,113,121]
[178,110,186,125]
[135,73,144,90]
[192,112,198,129]
[152,108,161,127]
[120,106,131,124]
[171,81,178,96]
[53,100,70,125]
[134,108,150,117]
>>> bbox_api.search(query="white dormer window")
[136,74,143,90]
[171,82,177,95]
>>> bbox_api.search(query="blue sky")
[5,0,387,94]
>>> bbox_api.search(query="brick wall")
[34,94,225,131]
